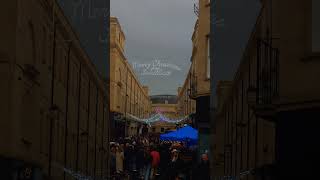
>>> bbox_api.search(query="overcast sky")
[111,0,197,95]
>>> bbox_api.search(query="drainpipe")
[101,102,105,179]
[48,3,57,177]
[76,64,82,171]
[63,42,72,180]
[124,64,128,137]
[255,39,261,171]
[86,81,91,174]
[94,87,98,179]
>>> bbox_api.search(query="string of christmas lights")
[126,112,190,125]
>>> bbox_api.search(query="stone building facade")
[109,17,152,138]
[189,0,211,156]
[0,0,110,179]
[211,0,320,179]
[149,95,179,134]
[177,68,196,126]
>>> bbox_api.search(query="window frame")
[206,35,210,79]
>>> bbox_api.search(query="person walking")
[159,143,169,175]
[166,149,184,180]
[131,142,138,171]
[115,145,125,174]
[144,146,152,180]
[137,145,145,179]
[110,146,117,176]
[150,146,160,179]
[194,153,210,180]
[124,142,131,172]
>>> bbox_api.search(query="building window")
[206,36,210,79]
[312,0,320,52]
[161,128,164,133]
[116,30,119,43]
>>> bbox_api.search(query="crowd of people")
[109,135,210,180]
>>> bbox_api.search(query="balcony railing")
[256,39,279,105]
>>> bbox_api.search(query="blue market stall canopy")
[160,126,198,145]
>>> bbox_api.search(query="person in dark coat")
[194,153,210,180]
[110,146,117,176]
[143,146,152,180]
[136,145,145,177]
[165,149,185,180]
[124,143,131,172]
[159,143,170,175]
[131,143,138,171]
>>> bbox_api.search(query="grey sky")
[111,0,197,95]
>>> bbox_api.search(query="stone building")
[0,0,110,179]
[149,95,179,134]
[109,17,152,138]
[211,0,320,179]
[177,68,196,125]
[189,0,211,156]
